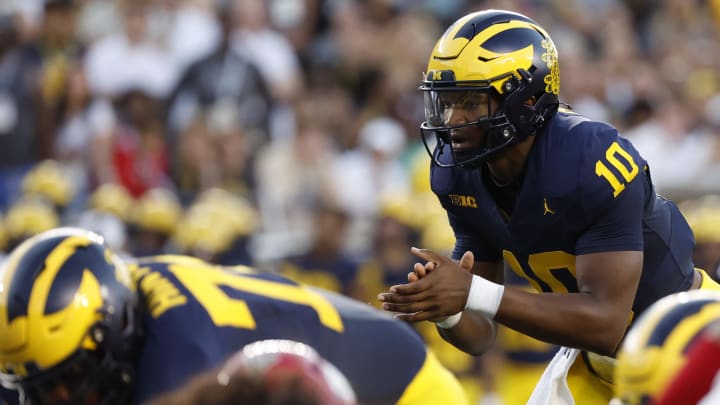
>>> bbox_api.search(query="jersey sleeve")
[574,123,650,255]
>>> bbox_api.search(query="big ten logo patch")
[448,194,477,208]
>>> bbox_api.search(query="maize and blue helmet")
[0,228,140,404]
[614,290,720,405]
[420,9,560,169]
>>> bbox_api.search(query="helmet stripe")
[646,299,720,347]
[4,237,65,322]
[450,10,538,42]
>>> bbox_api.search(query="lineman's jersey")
[129,256,466,404]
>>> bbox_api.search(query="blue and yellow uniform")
[434,110,697,318]
[431,110,720,401]
[130,256,466,404]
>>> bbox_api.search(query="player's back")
[129,255,441,404]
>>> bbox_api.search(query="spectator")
[84,0,176,100]
[279,202,360,296]
[329,116,410,256]
[0,8,42,208]
[167,0,272,149]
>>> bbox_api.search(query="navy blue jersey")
[0,386,18,405]
[129,256,427,404]
[431,110,696,320]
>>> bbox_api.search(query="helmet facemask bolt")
[93,326,105,343]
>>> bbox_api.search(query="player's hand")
[407,255,437,282]
[378,248,474,322]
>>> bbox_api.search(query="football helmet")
[0,228,140,404]
[173,188,258,258]
[4,197,60,249]
[218,339,357,405]
[21,160,75,208]
[89,183,134,223]
[420,9,560,168]
[130,188,182,235]
[614,290,720,405]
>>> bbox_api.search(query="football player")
[0,228,467,404]
[377,9,720,404]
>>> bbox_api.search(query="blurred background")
[0,0,719,403]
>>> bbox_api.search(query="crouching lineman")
[0,228,467,404]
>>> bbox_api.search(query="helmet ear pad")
[500,71,558,139]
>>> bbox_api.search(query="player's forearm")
[495,287,629,355]
[436,311,497,355]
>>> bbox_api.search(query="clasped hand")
[378,248,474,322]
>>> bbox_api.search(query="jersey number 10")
[595,142,639,198]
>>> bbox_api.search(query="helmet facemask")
[421,74,515,169]
[0,228,143,405]
[4,281,142,405]
[16,344,136,405]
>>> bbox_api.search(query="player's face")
[37,384,100,405]
[25,366,103,405]
[434,90,499,153]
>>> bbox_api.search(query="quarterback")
[379,9,720,404]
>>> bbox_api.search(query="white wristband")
[465,275,504,319]
[435,312,463,329]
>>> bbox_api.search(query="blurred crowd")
[0,0,719,403]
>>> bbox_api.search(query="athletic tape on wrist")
[465,275,504,319]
